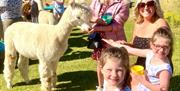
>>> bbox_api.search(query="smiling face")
[101,57,125,87]
[138,0,156,21]
[151,36,170,59]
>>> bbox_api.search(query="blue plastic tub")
[0,41,4,52]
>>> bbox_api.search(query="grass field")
[0,18,179,91]
[0,0,180,91]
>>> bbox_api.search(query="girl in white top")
[99,47,131,91]
[103,27,173,91]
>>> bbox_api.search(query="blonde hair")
[99,47,130,88]
[134,0,164,23]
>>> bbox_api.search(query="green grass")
[0,19,179,91]
[0,0,180,90]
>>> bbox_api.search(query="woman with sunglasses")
[120,0,171,68]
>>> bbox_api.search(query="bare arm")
[102,39,150,57]
[141,70,171,91]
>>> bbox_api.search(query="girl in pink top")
[89,0,130,90]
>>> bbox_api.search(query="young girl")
[99,47,131,91]
[103,27,173,91]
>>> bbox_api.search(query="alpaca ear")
[69,0,75,7]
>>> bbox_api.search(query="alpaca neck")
[55,6,76,42]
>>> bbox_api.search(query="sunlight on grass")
[0,0,179,91]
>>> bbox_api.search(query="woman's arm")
[89,24,113,32]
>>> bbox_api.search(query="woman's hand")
[90,17,107,25]
[88,25,102,34]
[80,23,92,34]
[96,18,107,25]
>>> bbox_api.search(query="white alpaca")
[37,0,59,25]
[38,10,59,25]
[3,1,91,91]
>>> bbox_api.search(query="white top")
[137,51,172,91]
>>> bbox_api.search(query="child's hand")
[102,39,124,48]
[131,71,149,85]
[118,40,129,45]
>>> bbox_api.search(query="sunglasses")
[138,1,155,8]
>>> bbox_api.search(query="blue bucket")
[0,41,4,52]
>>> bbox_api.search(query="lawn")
[0,18,179,91]
[0,0,180,91]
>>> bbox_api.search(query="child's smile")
[152,37,170,59]
[102,58,125,86]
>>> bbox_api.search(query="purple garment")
[90,0,130,60]
[90,0,130,41]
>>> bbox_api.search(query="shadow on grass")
[170,75,180,91]
[70,31,88,38]
[0,60,4,74]
[0,52,4,74]
[12,71,97,91]
[13,78,40,87]
[68,37,88,47]
[56,70,97,91]
[60,51,91,61]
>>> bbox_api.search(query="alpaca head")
[66,0,92,27]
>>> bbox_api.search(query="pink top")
[90,0,129,41]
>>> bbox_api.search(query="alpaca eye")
[77,16,80,19]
